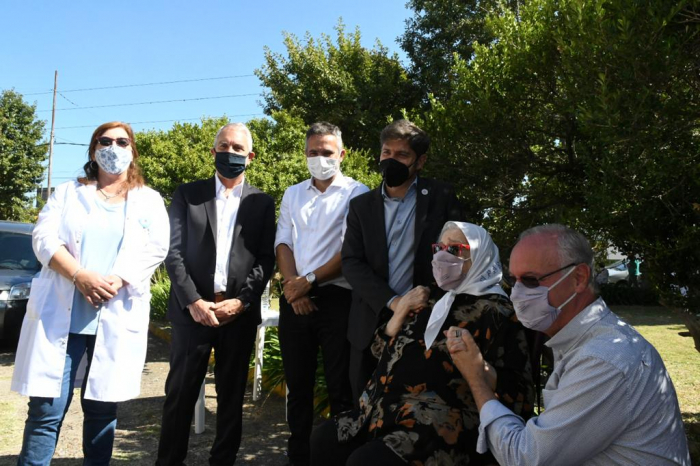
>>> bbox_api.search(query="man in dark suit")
[156,123,275,466]
[341,119,463,400]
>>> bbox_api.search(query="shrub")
[150,266,170,322]
[599,283,658,306]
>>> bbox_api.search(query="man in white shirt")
[447,224,690,465]
[157,123,276,466]
[275,122,369,466]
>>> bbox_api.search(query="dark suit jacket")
[341,177,463,349]
[165,176,276,327]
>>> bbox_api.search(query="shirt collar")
[215,173,245,198]
[545,297,609,355]
[381,176,418,200]
[306,171,348,192]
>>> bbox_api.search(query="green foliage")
[599,283,659,306]
[0,90,47,220]
[400,0,521,101]
[255,21,421,153]
[419,0,700,308]
[136,116,229,203]
[149,266,170,322]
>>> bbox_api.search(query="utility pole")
[47,70,57,200]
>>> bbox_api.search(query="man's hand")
[445,326,498,409]
[282,275,312,303]
[105,275,125,293]
[291,295,318,315]
[74,269,119,308]
[211,298,245,325]
[445,326,487,381]
[385,286,430,337]
[188,299,219,327]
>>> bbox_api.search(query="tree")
[400,0,521,101]
[136,116,229,203]
[0,90,47,220]
[256,21,421,153]
[420,0,700,339]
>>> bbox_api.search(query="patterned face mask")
[94,145,133,175]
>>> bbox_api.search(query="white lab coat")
[11,181,170,402]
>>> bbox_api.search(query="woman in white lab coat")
[12,121,169,465]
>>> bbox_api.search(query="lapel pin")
[421,189,429,195]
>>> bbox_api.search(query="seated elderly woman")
[310,221,534,466]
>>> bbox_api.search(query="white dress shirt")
[275,172,369,289]
[214,174,245,293]
[477,298,690,465]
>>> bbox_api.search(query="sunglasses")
[97,137,131,148]
[504,263,577,288]
[432,243,470,256]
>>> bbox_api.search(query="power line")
[55,136,80,144]
[55,113,265,129]
[37,142,89,146]
[38,93,259,112]
[58,91,105,121]
[23,74,256,96]
[57,91,80,107]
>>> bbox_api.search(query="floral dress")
[335,292,534,465]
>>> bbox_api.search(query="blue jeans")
[17,333,118,466]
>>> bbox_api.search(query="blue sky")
[1,0,411,187]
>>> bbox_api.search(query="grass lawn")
[613,305,699,463]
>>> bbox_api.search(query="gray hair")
[214,123,253,153]
[438,221,465,242]
[305,122,343,154]
[519,224,595,286]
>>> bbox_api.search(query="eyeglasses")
[432,243,470,256]
[504,263,577,288]
[97,137,131,148]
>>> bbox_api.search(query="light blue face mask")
[510,265,577,332]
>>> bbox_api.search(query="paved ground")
[0,333,290,465]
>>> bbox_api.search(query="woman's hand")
[74,270,119,308]
[105,274,125,292]
[385,286,430,337]
[391,286,430,316]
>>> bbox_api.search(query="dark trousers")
[156,318,258,466]
[349,344,379,404]
[310,418,406,466]
[279,285,354,466]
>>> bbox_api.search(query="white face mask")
[95,145,133,175]
[510,265,577,332]
[307,156,339,181]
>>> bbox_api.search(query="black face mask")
[380,158,415,187]
[215,152,247,179]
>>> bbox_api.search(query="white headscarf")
[424,222,507,349]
